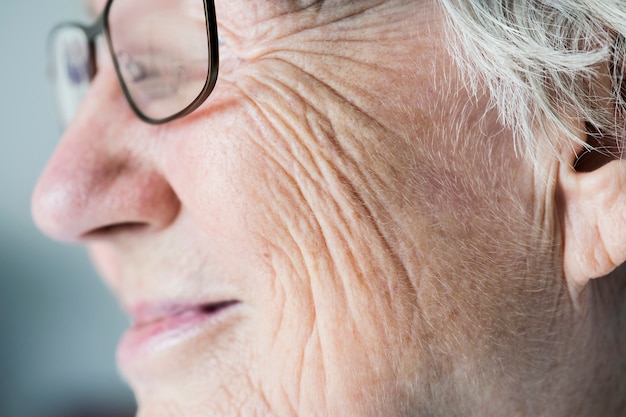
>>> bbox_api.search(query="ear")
[559,124,626,295]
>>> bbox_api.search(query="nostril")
[82,222,150,239]
[199,300,240,314]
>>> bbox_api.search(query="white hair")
[438,0,626,160]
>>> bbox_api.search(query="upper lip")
[126,300,240,327]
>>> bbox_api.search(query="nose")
[32,72,180,242]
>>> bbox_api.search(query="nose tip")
[31,170,90,242]
[31,133,105,242]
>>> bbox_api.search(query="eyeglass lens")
[49,0,212,127]
[49,25,93,128]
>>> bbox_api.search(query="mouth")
[117,299,241,364]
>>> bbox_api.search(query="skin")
[31,0,626,416]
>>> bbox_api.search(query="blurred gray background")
[0,1,136,416]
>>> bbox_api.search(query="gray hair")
[438,0,626,160]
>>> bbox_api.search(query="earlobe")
[559,151,626,294]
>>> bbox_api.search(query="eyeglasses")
[48,0,219,128]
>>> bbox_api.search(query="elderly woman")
[32,0,626,416]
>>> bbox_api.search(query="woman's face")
[33,0,561,416]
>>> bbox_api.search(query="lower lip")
[117,304,237,364]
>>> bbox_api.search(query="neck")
[572,267,626,416]
[482,268,626,417]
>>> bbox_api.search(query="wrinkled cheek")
[249,242,411,417]
[243,182,330,416]
[248,246,355,417]
[240,169,406,417]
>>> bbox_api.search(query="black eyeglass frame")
[48,0,219,125]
